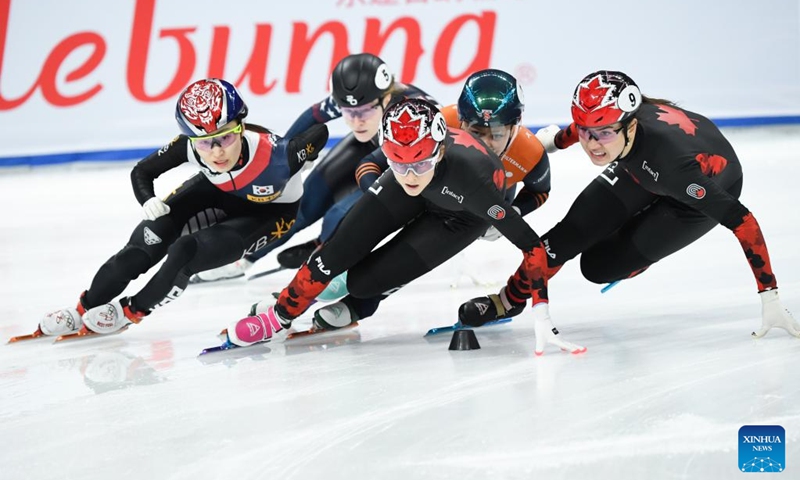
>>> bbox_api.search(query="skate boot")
[277,238,321,269]
[40,297,88,336]
[82,298,145,334]
[227,305,292,347]
[458,288,525,327]
[313,298,360,331]
[190,258,253,284]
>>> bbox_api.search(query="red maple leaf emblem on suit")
[493,169,505,191]
[655,105,698,136]
[695,153,728,176]
[449,129,487,155]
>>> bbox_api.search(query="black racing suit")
[81,124,328,314]
[541,102,776,292]
[274,127,548,321]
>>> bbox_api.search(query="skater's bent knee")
[166,236,199,265]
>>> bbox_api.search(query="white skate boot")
[82,299,145,334]
[313,300,358,331]
[40,306,85,336]
[190,258,253,284]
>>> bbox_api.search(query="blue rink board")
[3,116,800,168]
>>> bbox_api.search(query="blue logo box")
[739,425,785,473]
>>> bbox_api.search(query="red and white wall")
[1,0,799,165]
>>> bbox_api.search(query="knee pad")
[113,245,155,278]
[164,235,200,274]
[580,244,651,285]
[579,253,614,285]
[346,272,377,299]
[347,245,425,299]
[347,270,407,299]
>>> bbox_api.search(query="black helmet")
[458,69,524,127]
[331,53,393,108]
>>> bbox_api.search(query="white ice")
[1,127,798,480]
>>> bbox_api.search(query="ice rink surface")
[1,127,798,480]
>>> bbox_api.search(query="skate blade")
[189,273,245,285]
[424,317,512,337]
[54,325,130,343]
[286,321,358,340]
[247,266,287,282]
[8,327,47,343]
[199,342,237,355]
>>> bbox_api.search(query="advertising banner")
[1,0,799,165]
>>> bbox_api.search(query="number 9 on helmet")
[570,70,641,128]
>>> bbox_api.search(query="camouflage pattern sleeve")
[732,212,778,292]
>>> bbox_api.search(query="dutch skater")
[32,78,328,339]
[460,70,799,340]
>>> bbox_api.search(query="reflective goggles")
[340,102,382,121]
[576,125,624,144]
[387,155,438,177]
[190,123,243,152]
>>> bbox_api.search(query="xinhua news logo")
[739,425,785,473]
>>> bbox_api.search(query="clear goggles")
[340,102,382,121]
[387,152,439,177]
[190,123,243,152]
[576,125,624,144]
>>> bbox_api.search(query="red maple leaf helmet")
[380,98,447,163]
[571,71,641,127]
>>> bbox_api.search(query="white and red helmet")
[380,98,447,163]
[175,78,248,137]
[571,70,641,128]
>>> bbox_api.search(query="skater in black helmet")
[30,78,328,339]
[193,53,437,282]
[460,70,798,341]
[219,98,582,355]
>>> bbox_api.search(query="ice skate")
[189,258,253,284]
[38,305,85,336]
[226,305,291,347]
[276,239,320,269]
[458,289,525,327]
[81,298,145,335]
[312,299,360,331]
